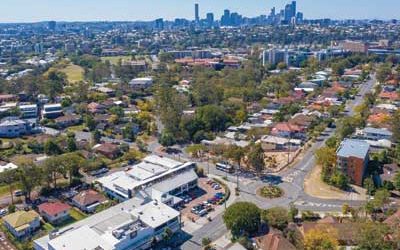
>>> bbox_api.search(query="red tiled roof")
[379,91,399,101]
[38,202,71,217]
[273,122,302,132]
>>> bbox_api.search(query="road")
[178,76,376,249]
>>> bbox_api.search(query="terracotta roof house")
[3,210,40,239]
[289,114,316,129]
[255,230,296,250]
[271,122,306,140]
[38,201,71,224]
[72,189,107,213]
[93,143,120,159]
[367,113,391,127]
[379,91,400,101]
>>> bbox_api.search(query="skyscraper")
[195,3,199,23]
[221,9,231,26]
[206,13,214,27]
[48,21,56,31]
[284,1,297,23]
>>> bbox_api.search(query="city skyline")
[0,0,400,23]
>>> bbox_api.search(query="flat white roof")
[143,155,182,169]
[99,171,138,195]
[132,201,179,229]
[19,104,37,109]
[35,198,144,250]
[48,225,113,250]
[43,103,62,108]
[97,156,195,196]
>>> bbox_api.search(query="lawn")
[0,183,22,198]
[60,64,84,83]
[65,124,87,133]
[69,208,87,221]
[101,56,131,65]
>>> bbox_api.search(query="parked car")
[90,167,109,176]
[14,190,26,197]
[197,209,207,217]
[0,208,8,217]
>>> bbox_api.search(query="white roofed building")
[97,155,198,204]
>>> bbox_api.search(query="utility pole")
[207,155,210,175]
[287,133,292,166]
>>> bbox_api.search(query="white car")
[0,208,8,217]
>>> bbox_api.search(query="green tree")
[223,145,245,170]
[66,135,77,152]
[16,161,42,200]
[247,143,265,174]
[92,130,102,144]
[363,177,376,196]
[85,115,97,131]
[376,64,392,83]
[0,169,18,204]
[195,105,229,132]
[262,207,289,231]
[356,222,395,250]
[160,130,176,147]
[304,225,339,250]
[44,139,62,155]
[315,147,337,167]
[394,172,400,191]
[223,202,261,239]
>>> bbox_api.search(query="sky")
[0,0,399,23]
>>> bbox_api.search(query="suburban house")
[0,118,34,138]
[97,155,197,203]
[54,114,82,128]
[271,122,306,140]
[260,135,302,151]
[42,104,63,119]
[72,189,107,213]
[129,77,153,90]
[3,210,41,239]
[19,104,38,119]
[356,127,393,141]
[255,229,296,250]
[336,139,370,186]
[38,202,71,225]
[34,199,180,250]
[87,102,106,114]
[93,143,121,159]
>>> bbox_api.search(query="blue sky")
[0,0,399,22]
